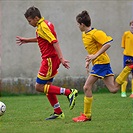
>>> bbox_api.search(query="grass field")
[0,92,132,133]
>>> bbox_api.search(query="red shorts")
[37,56,61,80]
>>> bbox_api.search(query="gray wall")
[0,0,133,91]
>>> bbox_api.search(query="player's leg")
[103,75,118,93]
[46,93,65,120]
[129,57,133,98]
[72,75,98,122]
[35,82,78,110]
[115,57,133,86]
[115,66,132,86]
[46,56,78,110]
[130,73,133,98]
[103,68,132,94]
[121,81,127,97]
[103,75,127,95]
[36,57,78,110]
[45,81,65,120]
[121,55,131,97]
[73,64,111,122]
[35,78,64,120]
[107,61,133,94]
[35,82,78,119]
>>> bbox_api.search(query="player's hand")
[85,54,96,61]
[16,36,28,46]
[60,58,70,69]
[85,59,91,74]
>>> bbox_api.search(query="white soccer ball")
[0,101,6,116]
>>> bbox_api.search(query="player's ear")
[81,23,85,27]
[34,16,39,21]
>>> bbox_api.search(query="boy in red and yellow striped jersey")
[16,6,78,120]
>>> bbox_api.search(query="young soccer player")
[16,6,78,120]
[72,10,133,122]
[120,20,133,98]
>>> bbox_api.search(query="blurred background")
[0,0,133,94]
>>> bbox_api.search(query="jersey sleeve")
[92,30,113,45]
[37,21,57,44]
[121,32,127,48]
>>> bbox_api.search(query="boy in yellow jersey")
[16,6,78,120]
[121,20,133,98]
[72,10,133,122]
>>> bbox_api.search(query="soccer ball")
[0,101,6,116]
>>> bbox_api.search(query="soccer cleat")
[67,89,78,110]
[121,92,127,97]
[72,113,91,122]
[129,94,133,98]
[45,112,65,120]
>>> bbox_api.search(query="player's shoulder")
[44,20,52,25]
[94,28,105,33]
[44,20,55,29]
[123,30,130,35]
[93,28,106,37]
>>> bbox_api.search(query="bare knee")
[108,86,119,94]
[83,85,92,97]
[83,85,87,92]
[35,83,44,92]
[109,89,117,94]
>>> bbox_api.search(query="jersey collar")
[37,17,45,26]
[85,28,94,33]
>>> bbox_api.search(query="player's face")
[130,23,133,33]
[77,22,85,32]
[27,17,38,27]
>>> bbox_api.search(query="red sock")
[129,64,133,69]
[48,85,71,96]
[65,89,71,96]
[48,85,60,94]
[46,94,62,114]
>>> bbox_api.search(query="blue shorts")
[36,77,54,84]
[90,63,114,79]
[123,55,133,73]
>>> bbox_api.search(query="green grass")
[0,92,133,133]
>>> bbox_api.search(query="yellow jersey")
[121,31,133,56]
[82,28,113,65]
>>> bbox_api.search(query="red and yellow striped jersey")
[36,17,58,59]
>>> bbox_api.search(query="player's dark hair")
[24,6,41,19]
[76,10,91,27]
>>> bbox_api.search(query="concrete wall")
[0,0,133,93]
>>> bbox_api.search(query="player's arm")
[121,32,126,49]
[16,36,37,46]
[53,42,70,69]
[86,43,111,61]
[86,30,112,61]
[40,22,70,69]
